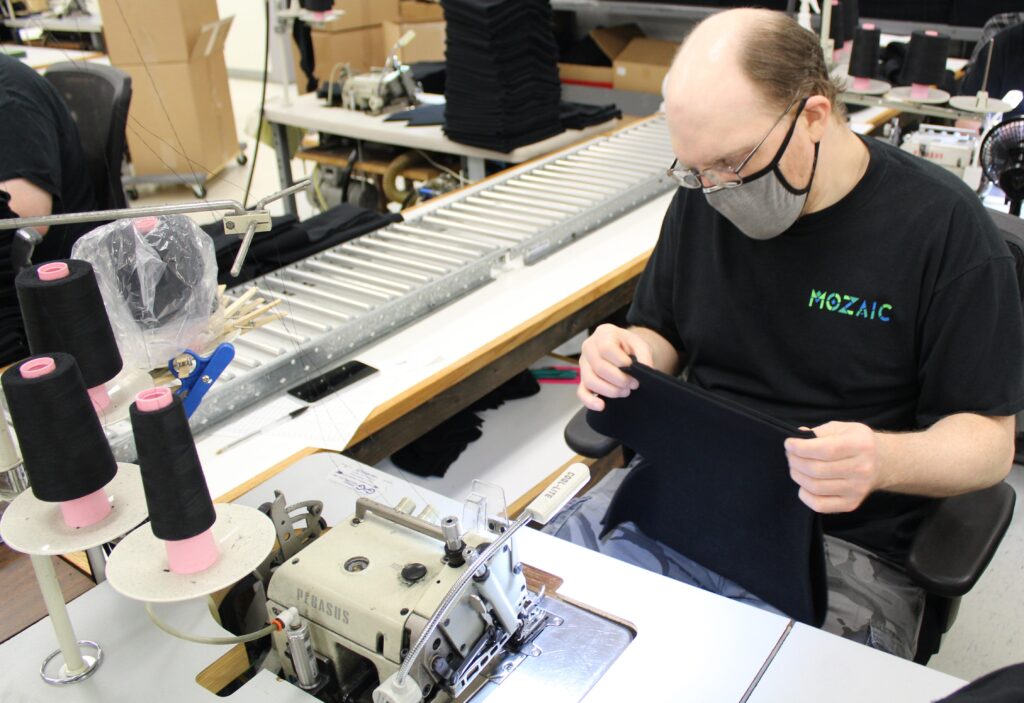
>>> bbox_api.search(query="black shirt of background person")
[0,54,97,365]
[628,136,1024,565]
[961,22,1024,119]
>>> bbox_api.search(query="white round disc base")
[845,78,891,96]
[0,464,147,555]
[888,86,951,105]
[40,641,102,685]
[106,503,275,603]
[947,95,1014,114]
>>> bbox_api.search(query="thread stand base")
[40,641,102,685]
[106,503,276,603]
[888,85,951,105]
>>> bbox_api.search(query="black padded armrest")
[907,482,1016,598]
[564,406,618,458]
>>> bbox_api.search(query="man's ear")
[802,95,833,141]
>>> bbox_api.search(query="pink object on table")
[59,488,112,528]
[135,387,173,412]
[863,23,875,30]
[21,356,113,527]
[37,262,69,281]
[134,217,159,234]
[910,83,930,99]
[925,30,938,37]
[165,530,219,574]
[852,76,871,90]
[134,387,219,574]
[20,356,56,378]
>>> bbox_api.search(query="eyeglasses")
[666,96,805,192]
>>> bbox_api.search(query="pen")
[215,405,310,455]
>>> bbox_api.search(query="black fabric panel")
[938,663,1024,702]
[587,361,827,626]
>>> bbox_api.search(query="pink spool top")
[134,217,159,234]
[136,387,173,412]
[37,262,70,281]
[852,76,871,90]
[165,530,219,574]
[925,30,938,37]
[911,83,930,99]
[863,23,875,30]
[60,488,111,529]
[20,357,56,379]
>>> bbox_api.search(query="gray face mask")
[704,114,820,240]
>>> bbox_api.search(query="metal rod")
[310,257,415,291]
[565,154,653,176]
[521,174,617,195]
[276,313,330,333]
[430,210,538,234]
[496,183,594,206]
[533,167,623,189]
[261,289,353,320]
[263,277,370,313]
[232,355,261,369]
[504,180,600,203]
[343,244,451,274]
[256,324,309,345]
[274,272,375,309]
[229,222,259,279]
[355,498,445,541]
[0,199,246,231]
[588,144,668,165]
[30,555,87,675]
[424,214,528,241]
[476,190,577,214]
[289,266,395,300]
[553,157,645,179]
[449,202,557,226]
[359,238,469,265]
[232,336,285,357]
[374,230,487,258]
[85,547,106,584]
[322,252,433,282]
[390,223,498,250]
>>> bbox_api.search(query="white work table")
[263,92,620,213]
[0,43,104,70]
[0,452,964,702]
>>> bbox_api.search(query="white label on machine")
[329,462,395,498]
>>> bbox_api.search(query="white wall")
[217,0,291,81]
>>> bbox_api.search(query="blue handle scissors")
[168,343,235,418]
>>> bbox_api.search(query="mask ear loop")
[740,98,810,192]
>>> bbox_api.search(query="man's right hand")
[577,324,655,411]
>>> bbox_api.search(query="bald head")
[664,8,772,118]
[662,9,842,172]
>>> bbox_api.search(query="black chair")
[43,62,132,211]
[563,207,1023,663]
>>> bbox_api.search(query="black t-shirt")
[0,54,96,262]
[628,135,1024,564]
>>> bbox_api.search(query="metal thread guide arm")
[0,180,311,279]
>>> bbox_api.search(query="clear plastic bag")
[71,215,220,370]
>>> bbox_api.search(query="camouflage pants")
[543,464,925,660]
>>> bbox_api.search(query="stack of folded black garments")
[442,0,565,152]
[560,101,621,130]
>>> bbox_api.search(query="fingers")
[578,325,651,410]
[621,329,655,367]
[797,487,851,514]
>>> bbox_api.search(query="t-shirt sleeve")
[916,213,1024,425]
[626,190,685,351]
[0,93,62,200]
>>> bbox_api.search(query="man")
[562,9,1023,660]
[0,53,97,363]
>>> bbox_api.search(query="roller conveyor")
[107,116,673,460]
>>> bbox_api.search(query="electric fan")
[980,117,1024,216]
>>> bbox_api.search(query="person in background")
[0,53,98,363]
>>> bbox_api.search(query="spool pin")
[34,263,112,414]
[20,357,111,529]
[133,388,218,575]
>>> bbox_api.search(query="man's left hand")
[784,421,883,513]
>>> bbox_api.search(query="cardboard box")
[383,20,445,64]
[296,26,384,89]
[558,24,643,88]
[399,0,444,23]
[14,0,49,16]
[98,0,220,65]
[317,0,399,33]
[613,38,678,94]
[121,22,237,177]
